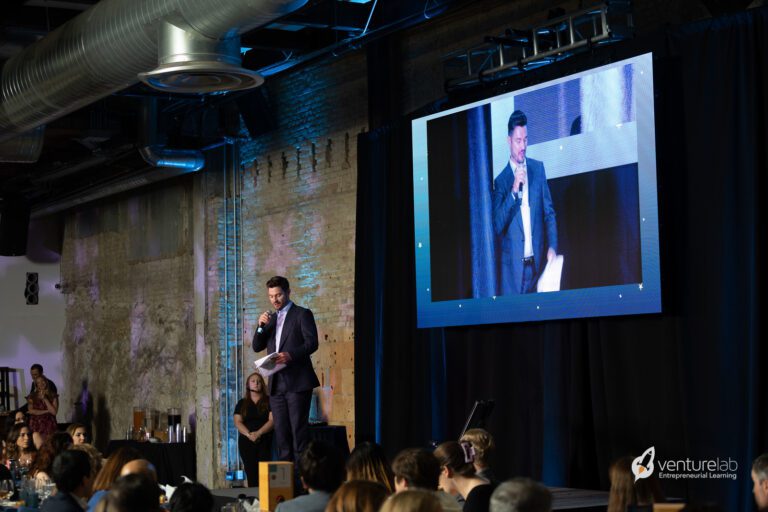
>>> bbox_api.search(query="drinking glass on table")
[37,478,56,504]
[0,479,14,500]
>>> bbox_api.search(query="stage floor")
[550,487,609,510]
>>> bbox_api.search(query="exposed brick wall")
[234,50,368,450]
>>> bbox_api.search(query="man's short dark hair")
[168,482,214,512]
[51,450,91,493]
[391,448,440,490]
[108,473,161,512]
[507,110,528,135]
[30,364,43,373]
[490,478,552,512]
[299,440,345,493]
[266,276,290,291]
[754,454,768,481]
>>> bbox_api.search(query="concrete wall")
[58,181,196,451]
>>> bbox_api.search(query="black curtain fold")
[355,6,768,510]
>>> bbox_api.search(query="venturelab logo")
[633,446,739,481]
[632,446,656,481]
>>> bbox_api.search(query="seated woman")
[459,429,498,485]
[29,431,72,483]
[434,441,495,512]
[234,371,274,486]
[67,423,89,446]
[380,489,443,512]
[87,446,142,512]
[607,455,665,512]
[327,480,388,512]
[3,423,37,469]
[345,442,395,494]
[71,443,104,481]
[27,375,58,448]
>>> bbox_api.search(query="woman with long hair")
[26,375,58,447]
[379,489,443,512]
[434,441,494,512]
[607,456,665,512]
[28,431,72,483]
[326,480,388,512]
[3,423,37,468]
[87,446,142,511]
[234,371,274,486]
[345,442,395,494]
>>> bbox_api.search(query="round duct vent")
[138,21,264,94]
[139,61,263,93]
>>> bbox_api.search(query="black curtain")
[355,6,768,511]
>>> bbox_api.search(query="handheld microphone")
[256,311,272,334]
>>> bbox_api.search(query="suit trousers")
[270,389,313,462]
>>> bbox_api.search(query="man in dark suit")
[492,110,558,295]
[40,450,92,512]
[253,275,320,462]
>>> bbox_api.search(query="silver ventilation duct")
[0,0,307,142]
[0,126,45,162]
[139,146,205,171]
[138,97,206,171]
[139,21,263,93]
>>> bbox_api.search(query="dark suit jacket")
[492,158,557,295]
[40,491,85,512]
[252,303,320,394]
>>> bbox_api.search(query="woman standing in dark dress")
[234,371,274,486]
[26,376,58,448]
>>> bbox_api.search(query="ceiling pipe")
[138,97,205,172]
[0,125,45,162]
[0,0,307,143]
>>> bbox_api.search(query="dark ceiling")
[0,0,468,215]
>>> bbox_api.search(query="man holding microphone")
[252,276,320,463]
[492,110,558,295]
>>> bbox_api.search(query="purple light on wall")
[262,214,297,276]
[73,320,86,345]
[127,198,140,226]
[130,301,147,358]
[89,270,99,302]
[74,239,99,271]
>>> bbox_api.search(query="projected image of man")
[492,110,558,294]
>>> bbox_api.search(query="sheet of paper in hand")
[537,254,564,293]
[254,352,286,377]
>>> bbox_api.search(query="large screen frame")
[412,52,661,328]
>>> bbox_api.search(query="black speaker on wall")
[0,200,31,256]
[25,272,39,305]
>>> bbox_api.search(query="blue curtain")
[467,105,498,298]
